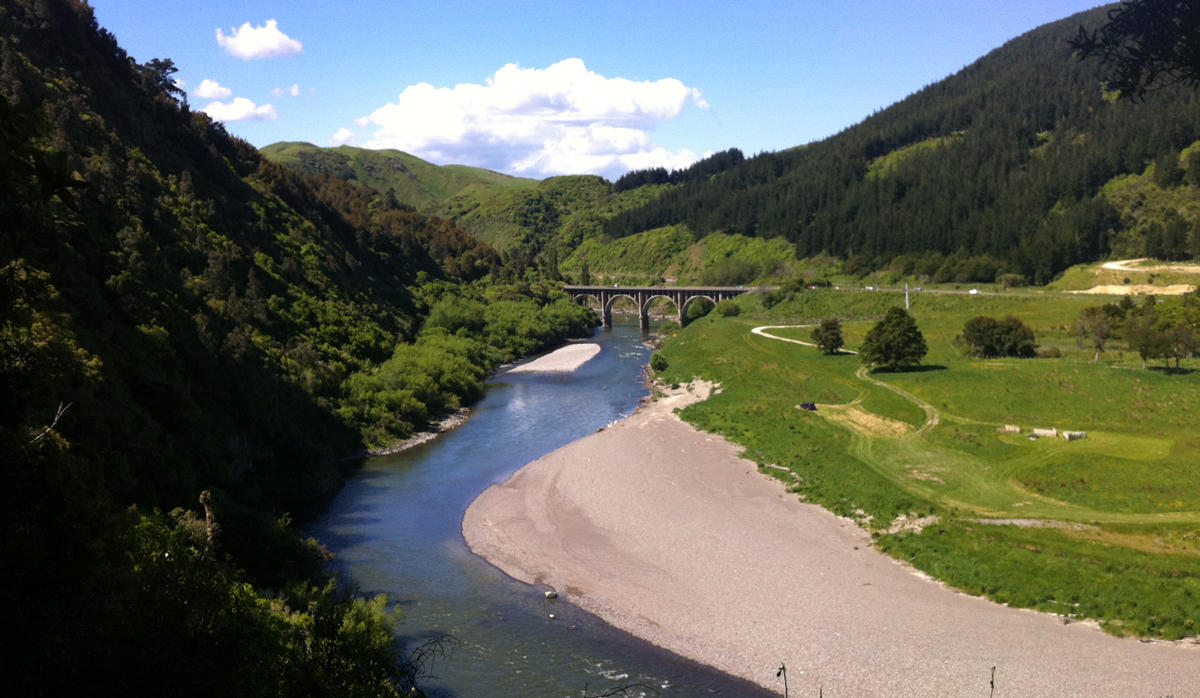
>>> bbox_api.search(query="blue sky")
[91,0,1106,179]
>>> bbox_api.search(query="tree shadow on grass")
[1147,366,1198,376]
[868,364,949,374]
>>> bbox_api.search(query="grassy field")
[656,290,1200,639]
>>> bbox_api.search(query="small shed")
[996,425,1021,435]
[1032,427,1058,438]
[1062,431,1088,441]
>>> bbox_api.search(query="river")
[310,318,775,697]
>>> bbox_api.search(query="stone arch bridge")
[564,285,750,330]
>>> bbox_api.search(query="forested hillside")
[1,1,592,694]
[603,6,1200,284]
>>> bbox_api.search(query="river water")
[310,319,775,697]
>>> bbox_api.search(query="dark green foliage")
[714,299,741,317]
[649,352,669,372]
[612,148,745,192]
[810,317,845,354]
[1154,149,1185,188]
[1187,149,1200,186]
[960,315,1038,358]
[700,257,761,285]
[1126,311,1172,367]
[860,307,928,370]
[424,296,487,335]
[602,8,1200,282]
[686,297,714,320]
[1070,0,1200,101]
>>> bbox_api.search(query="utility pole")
[905,282,910,310]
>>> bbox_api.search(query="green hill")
[260,141,537,211]
[603,5,1200,285]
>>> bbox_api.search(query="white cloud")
[174,78,187,90]
[201,97,278,122]
[216,19,302,60]
[353,116,370,128]
[361,58,708,179]
[272,84,301,97]
[330,128,355,146]
[193,79,232,99]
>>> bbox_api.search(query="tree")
[961,315,1037,358]
[1073,306,1114,363]
[1168,322,1198,367]
[1125,313,1171,368]
[1071,0,1200,101]
[1164,211,1191,260]
[860,307,927,370]
[714,299,741,317]
[580,260,591,285]
[810,317,844,354]
[1155,149,1185,188]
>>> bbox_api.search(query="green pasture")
[656,292,1200,639]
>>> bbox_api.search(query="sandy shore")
[463,383,1199,697]
[509,343,601,373]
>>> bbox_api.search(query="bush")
[960,315,1037,358]
[700,259,760,286]
[649,352,669,372]
[714,299,741,317]
[686,297,714,320]
[659,320,682,335]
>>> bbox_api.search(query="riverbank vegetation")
[655,289,1200,639]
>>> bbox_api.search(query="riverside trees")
[860,307,927,370]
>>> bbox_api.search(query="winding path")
[751,325,941,433]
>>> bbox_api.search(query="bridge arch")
[679,294,717,320]
[602,293,641,314]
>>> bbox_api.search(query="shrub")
[686,297,714,320]
[649,352,669,372]
[961,315,1037,358]
[714,299,741,317]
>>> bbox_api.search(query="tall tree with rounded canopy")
[860,307,928,371]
